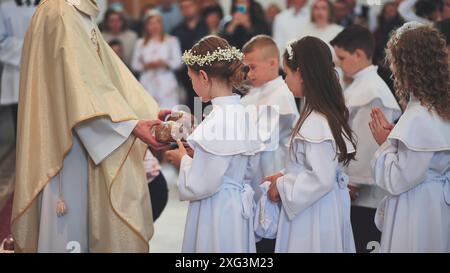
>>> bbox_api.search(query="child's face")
[205,13,221,30]
[243,49,277,87]
[312,0,331,25]
[187,67,211,102]
[283,60,304,98]
[146,16,163,36]
[334,46,361,77]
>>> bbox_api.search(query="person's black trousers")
[148,173,169,222]
[350,205,382,253]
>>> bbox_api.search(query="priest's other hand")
[262,172,284,184]
[133,119,167,150]
[165,140,188,168]
[158,109,172,121]
[369,108,394,145]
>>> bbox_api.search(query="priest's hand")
[133,119,168,150]
[165,140,188,169]
[268,181,280,202]
[158,109,172,121]
[263,172,284,184]
[369,108,394,145]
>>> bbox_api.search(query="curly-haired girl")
[369,22,450,252]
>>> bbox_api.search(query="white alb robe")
[372,97,450,253]
[344,65,401,208]
[37,9,138,253]
[241,76,299,200]
[0,1,36,105]
[274,111,356,253]
[178,95,264,253]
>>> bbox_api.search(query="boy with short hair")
[241,35,299,253]
[330,25,402,253]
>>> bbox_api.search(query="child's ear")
[199,70,209,83]
[269,57,278,68]
[355,49,367,60]
[297,69,304,84]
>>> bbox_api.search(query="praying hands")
[369,107,395,145]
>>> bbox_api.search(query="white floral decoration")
[286,40,295,61]
[182,47,244,67]
[392,22,424,45]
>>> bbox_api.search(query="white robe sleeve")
[178,146,233,201]
[0,9,23,67]
[277,141,337,220]
[254,181,280,240]
[372,140,434,195]
[75,118,138,165]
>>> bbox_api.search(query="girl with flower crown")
[165,35,263,253]
[369,22,450,252]
[263,37,357,252]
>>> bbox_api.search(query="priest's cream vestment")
[11,0,159,253]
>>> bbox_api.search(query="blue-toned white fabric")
[254,181,281,241]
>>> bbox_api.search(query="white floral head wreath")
[286,40,295,61]
[182,47,244,67]
[392,21,424,45]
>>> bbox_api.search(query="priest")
[11,0,167,253]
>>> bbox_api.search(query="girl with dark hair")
[221,0,271,49]
[263,36,357,252]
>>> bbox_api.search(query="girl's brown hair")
[143,11,165,46]
[187,35,249,91]
[386,25,450,121]
[284,37,356,166]
[311,0,335,24]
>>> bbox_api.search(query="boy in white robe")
[331,25,402,252]
[166,36,264,253]
[241,35,299,199]
[241,35,299,253]
[369,23,450,253]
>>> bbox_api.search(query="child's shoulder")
[346,72,399,110]
[295,111,355,153]
[389,100,450,152]
[297,111,332,143]
[187,102,265,156]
